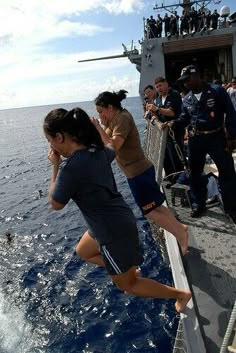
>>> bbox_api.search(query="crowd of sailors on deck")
[143,69,236,220]
[145,8,220,38]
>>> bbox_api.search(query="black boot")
[190,205,206,218]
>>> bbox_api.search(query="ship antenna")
[153,0,215,14]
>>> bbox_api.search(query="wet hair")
[94,90,128,110]
[43,107,104,149]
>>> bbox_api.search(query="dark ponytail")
[94,89,128,109]
[43,107,104,149]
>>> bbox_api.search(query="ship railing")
[143,120,206,353]
[220,301,236,353]
[143,119,167,185]
[142,16,234,40]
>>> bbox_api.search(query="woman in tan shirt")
[92,90,189,256]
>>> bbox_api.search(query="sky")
[0,0,236,110]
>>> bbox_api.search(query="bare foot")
[179,225,189,256]
[175,290,192,313]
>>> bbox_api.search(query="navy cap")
[177,65,199,82]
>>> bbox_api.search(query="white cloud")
[1,46,135,83]
[100,0,144,14]
[0,6,113,54]
[0,0,144,109]
[0,41,140,108]
[0,0,144,40]
[0,66,140,109]
[0,0,145,49]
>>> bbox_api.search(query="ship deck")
[162,173,236,353]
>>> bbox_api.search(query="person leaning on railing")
[143,84,158,125]
[227,77,236,111]
[146,76,185,180]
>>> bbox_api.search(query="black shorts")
[100,234,143,276]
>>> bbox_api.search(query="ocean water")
[0,97,178,353]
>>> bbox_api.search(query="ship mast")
[153,0,217,14]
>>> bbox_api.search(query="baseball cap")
[177,65,199,82]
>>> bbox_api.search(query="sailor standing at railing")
[165,65,236,220]
[180,10,189,36]
[143,84,158,124]
[227,77,236,111]
[189,6,197,34]
[146,77,185,182]
[211,9,220,30]
[163,13,171,37]
[156,14,163,37]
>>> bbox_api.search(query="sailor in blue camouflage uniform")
[172,65,236,219]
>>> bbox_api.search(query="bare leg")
[112,266,192,313]
[75,232,143,275]
[75,230,105,267]
[145,205,189,255]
